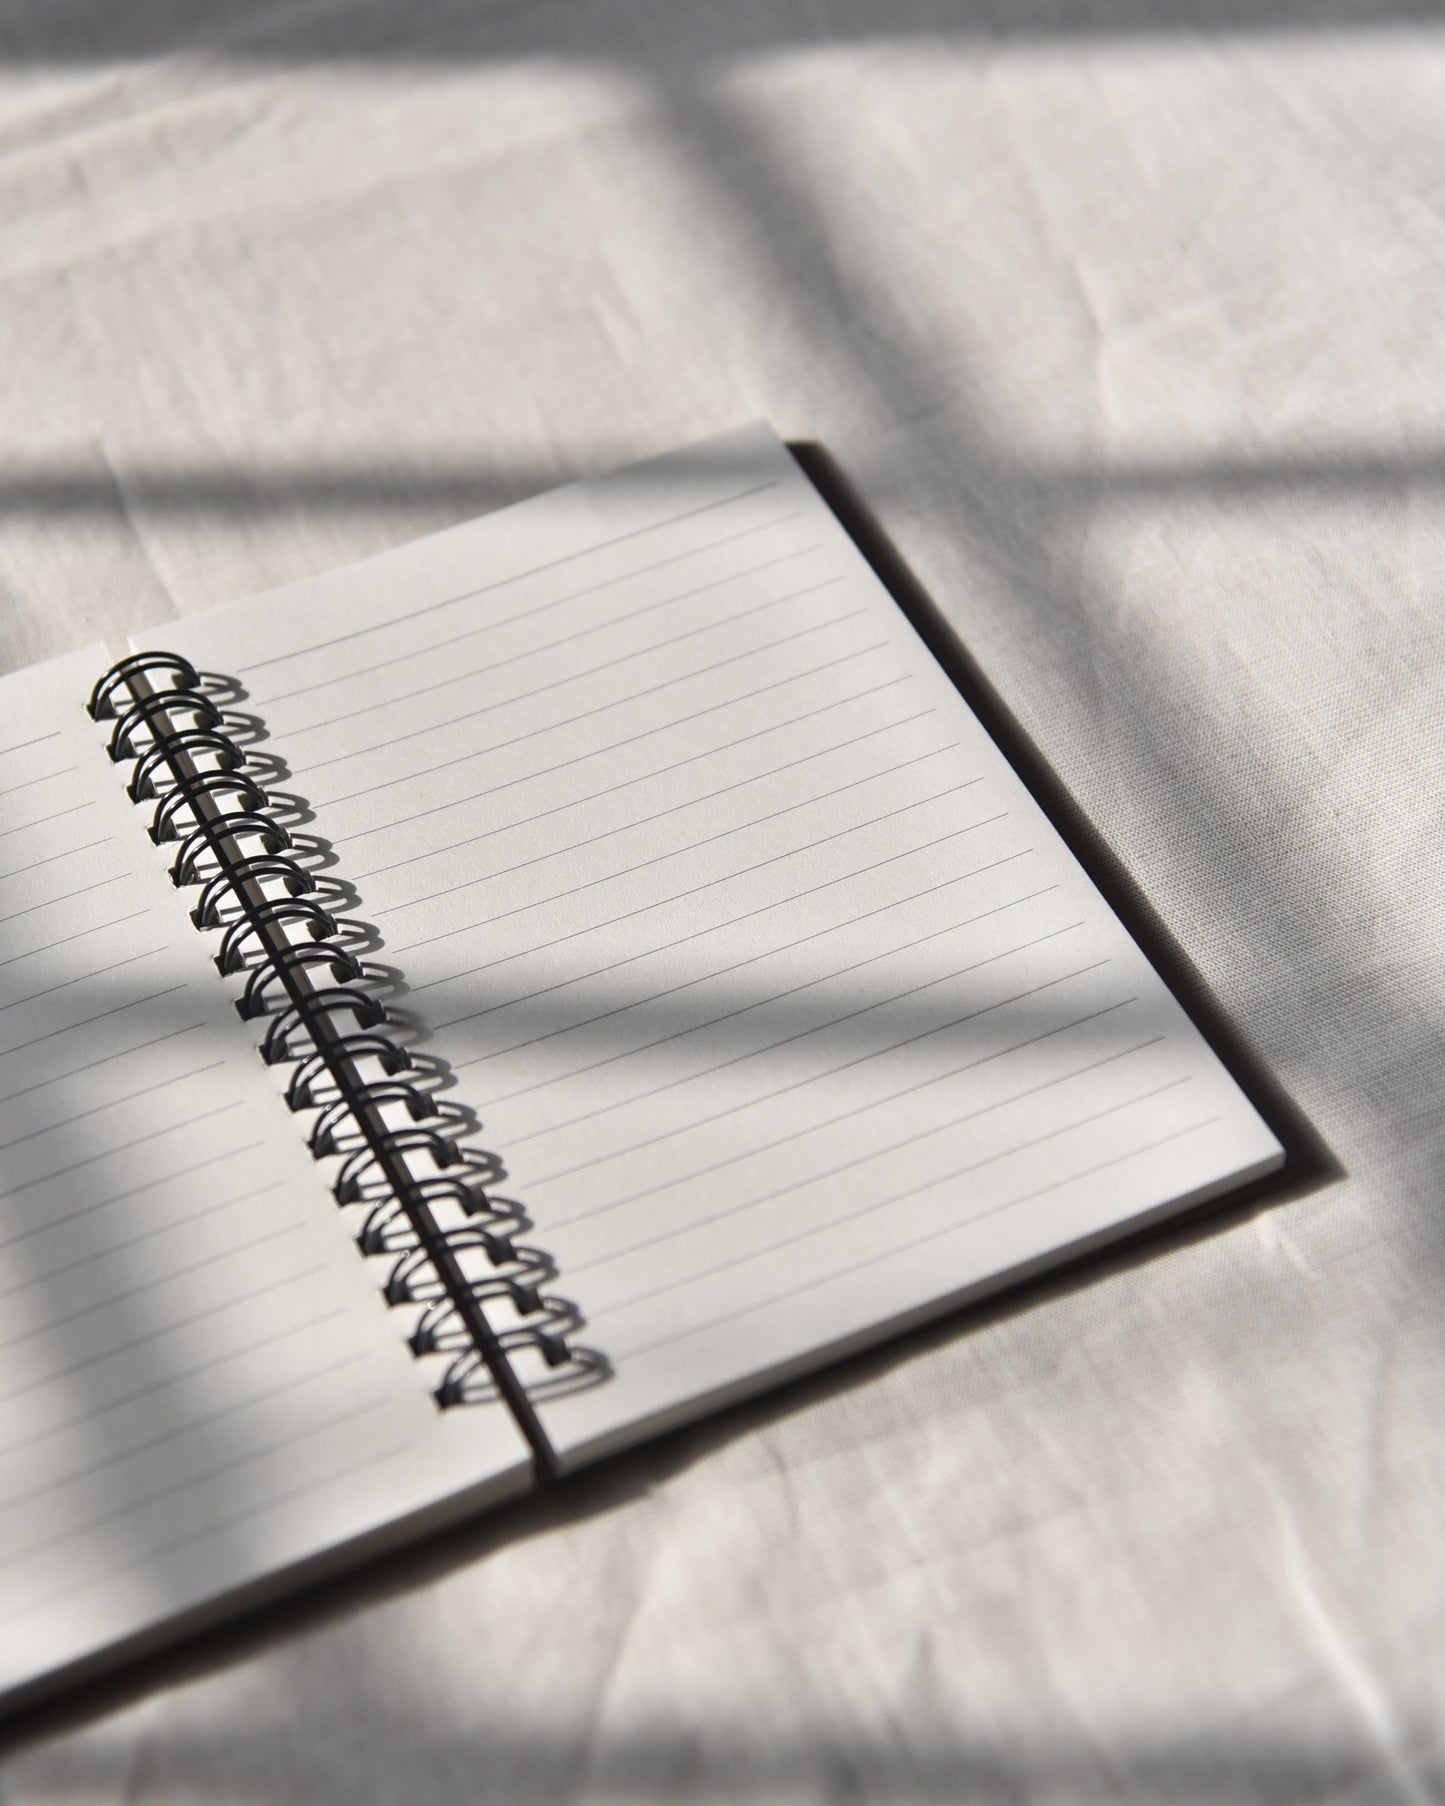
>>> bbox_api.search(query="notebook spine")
[88,650,595,1444]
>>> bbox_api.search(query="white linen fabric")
[1,2,1441,1800]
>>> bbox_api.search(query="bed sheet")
[1,3,1441,1800]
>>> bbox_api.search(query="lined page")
[163,425,1283,1468]
[0,647,531,1704]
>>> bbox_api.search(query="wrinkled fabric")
[2,3,1443,1802]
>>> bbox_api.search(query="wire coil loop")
[91,648,591,1414]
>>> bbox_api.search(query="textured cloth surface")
[1,3,1442,1801]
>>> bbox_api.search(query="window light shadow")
[0,0,1442,65]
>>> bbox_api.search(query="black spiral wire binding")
[87,650,602,1457]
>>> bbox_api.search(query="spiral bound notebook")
[0,423,1283,1707]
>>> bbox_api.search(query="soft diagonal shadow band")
[0,0,1442,65]
[4,446,1445,521]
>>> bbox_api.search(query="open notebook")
[0,424,1282,1707]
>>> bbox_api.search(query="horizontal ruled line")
[1,1385,370,1580]
[0,1345,364,1520]
[0,1287,336,1462]
[526,922,1099,1179]
[0,1220,307,1358]
[0,1178,283,1308]
[0,1139,264,1253]
[432,793,1004,1013]
[581,1033,1165,1282]
[11,1433,413,1624]
[1,1098,243,1199]
[357,692,928,884]
[542,943,1109,1230]
[607,1078,1193,1319]
[0,836,115,882]
[541,1001,1147,1188]
[334,637,893,837]
[0,1257,328,1413]
[382,730,953,922]
[507,886,1065,1135]
[0,1018,206,1104]
[0,731,61,757]
[0,799,93,843]
[0,983,190,1062]
[0,906,149,971]
[480,856,1047,1098]
[0,1060,224,1154]
[264,511,806,708]
[490,887,1064,1096]
[398,756,967,961]
[349,665,912,853]
[0,764,77,797]
[0,945,167,1019]
[310,598,861,788]
[245,476,784,673]
[0,872,128,928]
[291,569,831,749]
[276,542,822,735]
[622,1115,1222,1360]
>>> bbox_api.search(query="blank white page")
[0,646,532,1705]
[161,424,1284,1469]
